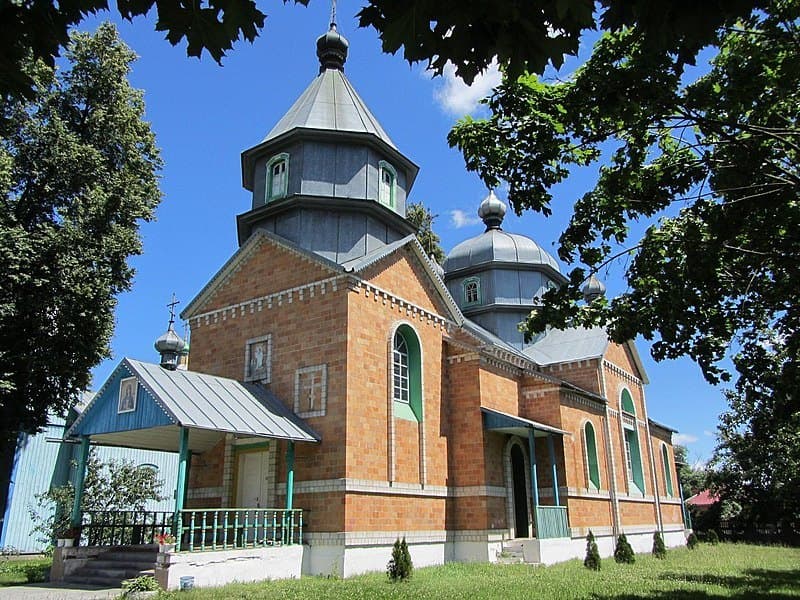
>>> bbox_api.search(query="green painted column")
[547,434,561,506]
[70,436,90,529]
[174,427,190,539]
[527,429,540,507]
[285,441,295,510]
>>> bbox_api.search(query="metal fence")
[535,506,570,539]
[82,510,173,546]
[178,508,303,552]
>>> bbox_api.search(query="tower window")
[266,153,289,202]
[378,161,396,208]
[463,277,480,305]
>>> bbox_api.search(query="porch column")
[527,429,540,507]
[70,436,90,529]
[547,434,561,506]
[285,441,295,510]
[174,427,189,534]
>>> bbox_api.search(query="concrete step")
[89,559,156,571]
[64,574,126,587]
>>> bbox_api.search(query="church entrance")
[510,444,530,538]
[236,448,270,508]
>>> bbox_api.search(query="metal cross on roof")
[167,293,180,328]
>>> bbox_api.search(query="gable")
[357,246,452,318]
[183,232,341,319]
[70,363,174,437]
[604,340,648,383]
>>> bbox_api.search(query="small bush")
[387,537,413,582]
[122,575,159,593]
[583,531,601,570]
[687,532,699,549]
[652,531,666,559]
[706,529,720,545]
[614,533,635,564]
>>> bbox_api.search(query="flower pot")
[57,538,74,547]
[158,543,176,553]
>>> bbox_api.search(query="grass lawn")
[0,556,51,587]
[160,543,800,600]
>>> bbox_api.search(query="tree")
[387,537,413,581]
[30,453,165,545]
[613,533,634,564]
[583,530,601,570]
[674,445,707,501]
[1,0,763,99]
[652,531,666,559]
[450,1,800,387]
[406,201,445,265]
[0,24,162,444]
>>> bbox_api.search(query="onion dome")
[582,273,606,302]
[155,326,185,371]
[316,23,349,73]
[443,192,560,274]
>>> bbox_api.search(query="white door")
[236,450,269,508]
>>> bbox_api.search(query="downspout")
[598,361,621,538]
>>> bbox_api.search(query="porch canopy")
[67,358,320,452]
[481,407,568,438]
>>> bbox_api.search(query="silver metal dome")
[582,273,606,302]
[443,229,560,274]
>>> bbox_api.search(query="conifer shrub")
[706,529,720,545]
[387,537,413,581]
[652,531,666,559]
[614,533,635,564]
[583,530,601,570]
[687,532,699,549]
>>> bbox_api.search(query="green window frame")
[662,443,674,496]
[584,421,601,489]
[621,388,645,493]
[392,324,422,422]
[378,160,396,208]
[621,388,636,414]
[463,277,481,306]
[266,153,289,202]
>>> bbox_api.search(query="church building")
[59,21,687,588]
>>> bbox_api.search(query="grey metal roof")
[523,326,610,365]
[482,407,569,437]
[264,68,396,149]
[125,359,319,443]
[443,229,561,274]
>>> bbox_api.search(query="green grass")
[161,543,800,599]
[0,557,51,586]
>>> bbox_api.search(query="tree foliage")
[30,453,165,544]
[2,0,763,99]
[406,201,445,265]
[387,537,413,581]
[652,531,666,559]
[450,1,800,390]
[0,24,162,442]
[674,445,707,501]
[613,533,635,564]
[583,530,601,570]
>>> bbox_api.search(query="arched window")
[662,443,674,496]
[584,422,601,489]
[266,153,289,201]
[621,388,645,494]
[463,277,480,305]
[379,161,396,208]
[392,324,422,421]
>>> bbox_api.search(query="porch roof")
[68,358,320,452]
[481,407,569,438]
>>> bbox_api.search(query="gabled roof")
[686,490,719,507]
[523,326,649,384]
[68,358,319,446]
[264,69,396,149]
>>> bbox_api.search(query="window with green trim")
[584,421,601,489]
[392,325,422,422]
[266,153,289,202]
[621,388,636,414]
[379,161,396,208]
[662,443,674,496]
[463,277,480,306]
[620,388,645,493]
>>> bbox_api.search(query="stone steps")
[63,546,158,588]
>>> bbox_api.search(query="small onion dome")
[316,24,349,73]
[155,327,185,371]
[582,273,606,302]
[181,339,190,356]
[477,190,507,231]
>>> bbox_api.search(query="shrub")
[614,533,635,564]
[387,537,413,581]
[706,529,720,545]
[652,531,666,559]
[687,532,699,549]
[583,530,601,570]
[122,575,160,593]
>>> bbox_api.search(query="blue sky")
[84,1,726,465]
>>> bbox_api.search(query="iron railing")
[535,506,570,539]
[82,510,174,546]
[178,508,303,552]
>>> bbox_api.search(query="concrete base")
[155,545,304,590]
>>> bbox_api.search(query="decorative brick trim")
[294,364,327,418]
[277,478,506,499]
[190,275,345,329]
[353,279,450,331]
[521,386,561,399]
[445,352,480,364]
[303,529,507,547]
[603,359,643,386]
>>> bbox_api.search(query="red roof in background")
[686,490,719,507]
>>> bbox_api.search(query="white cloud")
[433,60,502,116]
[703,430,715,437]
[450,209,482,229]
[673,433,698,445]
